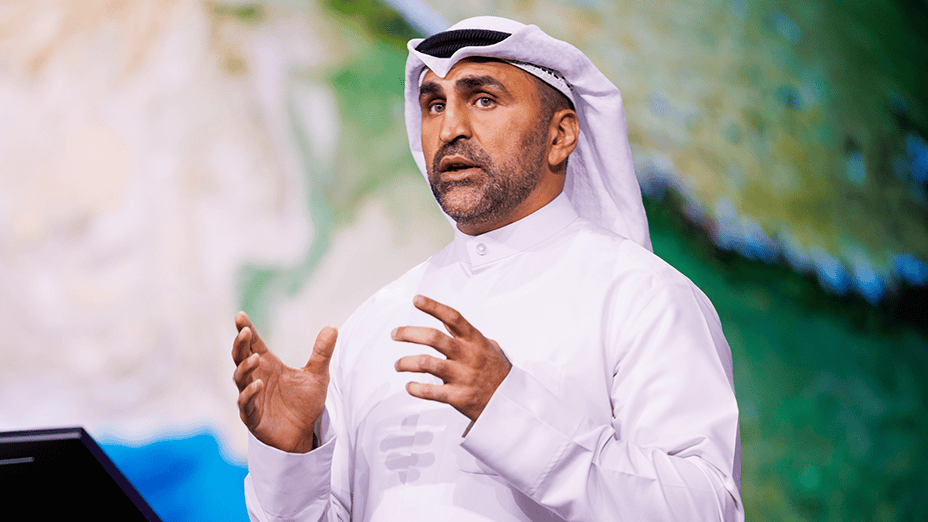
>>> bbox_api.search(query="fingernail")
[413,295,424,306]
[391,328,398,339]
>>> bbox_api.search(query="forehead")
[420,58,538,93]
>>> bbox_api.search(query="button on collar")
[450,193,580,267]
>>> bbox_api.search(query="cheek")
[420,122,438,164]
[474,114,525,157]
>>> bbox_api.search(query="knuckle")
[427,330,444,345]
[233,362,254,386]
[416,354,433,369]
[419,384,438,399]
[422,384,441,401]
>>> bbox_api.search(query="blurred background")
[0,0,925,520]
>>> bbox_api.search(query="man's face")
[418,59,550,234]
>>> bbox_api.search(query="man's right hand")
[232,311,337,454]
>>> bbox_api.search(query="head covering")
[404,16,652,251]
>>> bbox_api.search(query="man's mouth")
[438,155,482,180]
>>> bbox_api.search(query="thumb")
[305,326,338,374]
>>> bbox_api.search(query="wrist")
[290,434,316,454]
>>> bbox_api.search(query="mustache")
[430,141,492,174]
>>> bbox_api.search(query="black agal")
[415,29,512,58]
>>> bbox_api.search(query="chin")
[437,185,487,218]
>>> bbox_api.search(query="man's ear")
[547,109,579,171]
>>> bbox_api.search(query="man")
[232,16,743,522]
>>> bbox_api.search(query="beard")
[427,127,547,229]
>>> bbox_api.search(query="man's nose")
[438,103,471,144]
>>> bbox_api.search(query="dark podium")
[0,427,162,521]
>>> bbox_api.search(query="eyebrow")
[419,74,510,102]
[455,75,508,95]
[419,81,443,102]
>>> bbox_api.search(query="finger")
[405,381,451,405]
[235,311,251,332]
[235,311,270,356]
[233,353,259,391]
[232,327,255,365]
[238,379,263,428]
[412,295,476,339]
[391,326,456,358]
[395,354,454,381]
[304,326,338,375]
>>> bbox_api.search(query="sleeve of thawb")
[242,352,352,521]
[241,294,378,522]
[244,428,346,522]
[243,393,352,522]
[460,279,744,522]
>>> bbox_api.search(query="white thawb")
[243,15,742,522]
[243,198,743,521]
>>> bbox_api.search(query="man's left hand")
[393,295,512,422]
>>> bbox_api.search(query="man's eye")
[476,97,494,108]
[429,101,445,113]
